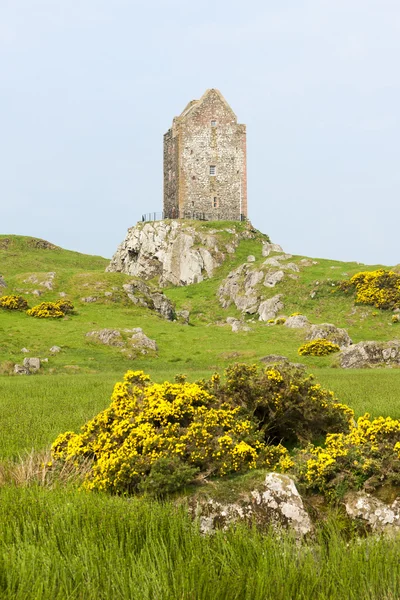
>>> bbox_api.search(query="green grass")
[0,485,399,600]
[1,231,400,459]
[1,230,400,598]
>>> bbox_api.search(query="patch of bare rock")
[85,327,158,356]
[0,275,6,288]
[338,341,400,368]
[107,220,257,287]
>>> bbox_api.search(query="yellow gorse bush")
[298,339,340,356]
[340,269,400,310]
[287,413,400,495]
[52,370,283,493]
[52,364,352,496]
[0,294,28,311]
[27,299,74,318]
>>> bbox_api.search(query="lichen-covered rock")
[81,296,98,303]
[263,257,283,268]
[218,263,263,314]
[24,272,56,291]
[14,364,30,375]
[86,329,125,347]
[192,473,312,538]
[284,315,310,329]
[0,275,6,288]
[262,242,283,257]
[176,310,190,325]
[258,295,284,321]
[226,317,251,332]
[86,327,158,355]
[22,357,41,373]
[306,323,352,349]
[345,492,400,532]
[264,270,285,288]
[107,221,255,287]
[50,346,61,354]
[339,341,400,368]
[123,280,175,320]
[127,328,158,353]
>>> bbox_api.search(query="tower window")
[209,165,216,176]
[211,120,217,127]
[213,197,218,208]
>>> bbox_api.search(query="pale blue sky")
[1,0,399,264]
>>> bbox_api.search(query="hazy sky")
[1,0,399,264]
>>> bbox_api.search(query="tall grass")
[0,485,399,600]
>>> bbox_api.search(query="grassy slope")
[0,228,400,458]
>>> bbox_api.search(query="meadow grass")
[2,368,400,460]
[0,484,399,600]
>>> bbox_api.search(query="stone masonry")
[163,89,247,221]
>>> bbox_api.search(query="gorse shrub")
[52,364,353,495]
[339,269,400,310]
[287,414,400,497]
[0,294,28,311]
[27,299,74,318]
[298,339,340,356]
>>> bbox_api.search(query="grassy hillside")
[1,227,400,600]
[0,227,400,458]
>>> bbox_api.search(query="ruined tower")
[163,89,247,221]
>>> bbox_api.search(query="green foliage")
[298,339,340,356]
[138,456,199,498]
[0,294,28,311]
[340,269,400,310]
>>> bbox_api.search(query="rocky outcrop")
[258,295,284,321]
[123,280,175,320]
[218,263,264,314]
[0,275,6,289]
[226,317,251,332]
[284,315,310,329]
[338,341,400,368]
[24,272,56,291]
[107,221,256,287]
[14,364,30,375]
[23,357,41,373]
[345,492,400,532]
[192,473,312,538]
[217,248,316,319]
[14,357,41,374]
[264,270,285,287]
[262,242,283,257]
[306,323,352,349]
[86,327,158,356]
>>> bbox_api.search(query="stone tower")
[163,89,247,221]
